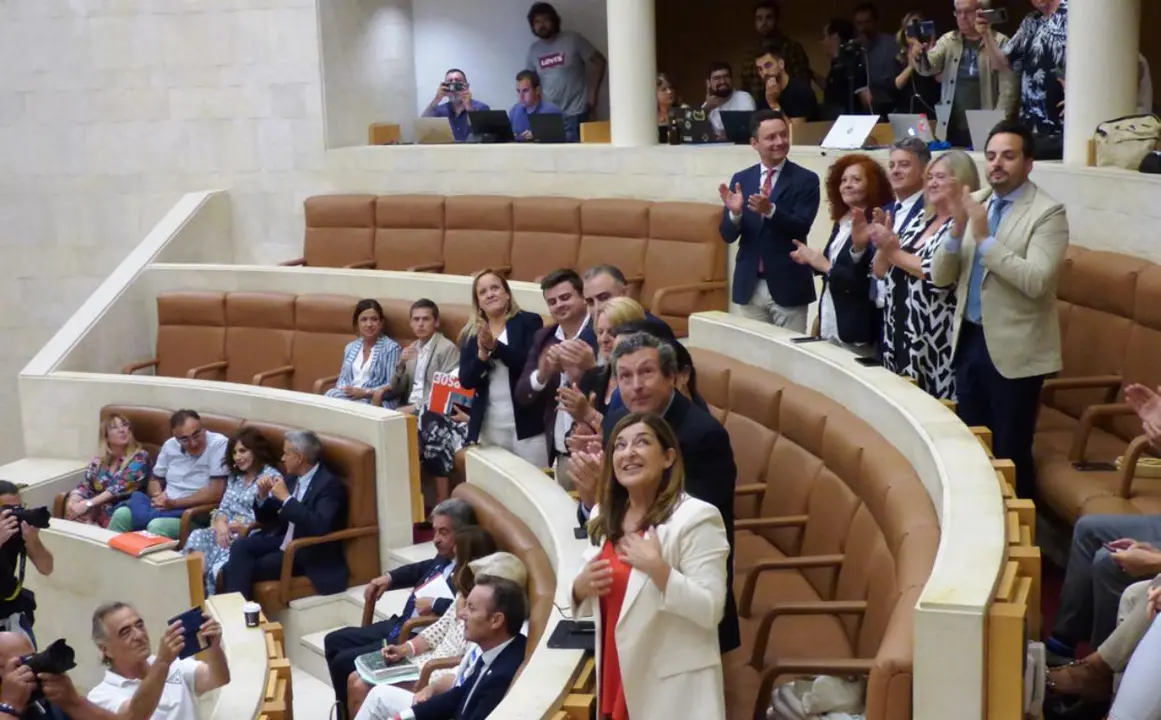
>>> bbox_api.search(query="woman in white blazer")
[571,411,730,720]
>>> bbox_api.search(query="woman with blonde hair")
[872,149,980,399]
[893,11,941,116]
[656,73,688,127]
[458,269,547,465]
[571,412,729,720]
[64,414,150,527]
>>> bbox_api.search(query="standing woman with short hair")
[458,270,548,466]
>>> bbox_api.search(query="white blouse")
[820,215,854,343]
[352,344,375,388]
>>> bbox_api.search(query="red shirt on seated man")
[219,430,348,600]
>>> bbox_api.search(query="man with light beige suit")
[384,299,459,414]
[931,119,1069,500]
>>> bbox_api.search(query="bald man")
[0,630,161,719]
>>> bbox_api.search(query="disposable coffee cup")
[243,602,261,628]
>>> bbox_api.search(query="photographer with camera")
[0,482,53,648]
[421,69,491,143]
[820,18,873,121]
[0,630,163,720]
[909,0,1016,147]
[87,602,229,720]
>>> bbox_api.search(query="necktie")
[454,645,482,688]
[893,201,904,229]
[965,197,1008,324]
[758,168,775,274]
[460,654,489,709]
[279,477,309,551]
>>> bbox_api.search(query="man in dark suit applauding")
[323,498,477,716]
[393,575,529,720]
[719,108,821,332]
[222,429,347,599]
[570,332,740,656]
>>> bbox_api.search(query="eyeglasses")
[175,428,204,445]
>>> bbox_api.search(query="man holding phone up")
[421,69,491,143]
[87,602,229,720]
[909,0,1017,147]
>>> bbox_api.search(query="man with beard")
[740,1,812,99]
[524,2,605,144]
[930,120,1068,501]
[702,61,756,139]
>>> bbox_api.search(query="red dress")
[598,539,633,720]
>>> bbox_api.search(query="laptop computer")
[415,118,456,144]
[888,113,935,143]
[821,115,879,150]
[966,109,1007,151]
[528,113,567,143]
[720,110,755,145]
[791,120,835,146]
[467,110,515,143]
[673,108,717,144]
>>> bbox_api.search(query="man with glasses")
[910,0,1016,147]
[108,410,228,539]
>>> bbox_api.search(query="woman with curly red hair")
[790,153,892,352]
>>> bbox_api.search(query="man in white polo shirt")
[108,410,228,539]
[87,601,229,720]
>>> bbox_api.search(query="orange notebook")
[428,372,476,416]
[108,531,178,557]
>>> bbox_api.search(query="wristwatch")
[85,500,94,510]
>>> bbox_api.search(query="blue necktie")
[965,197,1008,324]
[454,645,482,688]
[460,654,489,710]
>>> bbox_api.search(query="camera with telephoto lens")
[444,81,466,93]
[0,506,50,530]
[835,39,863,67]
[17,639,77,705]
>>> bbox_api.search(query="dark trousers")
[1053,515,1161,648]
[953,322,1045,499]
[323,619,398,711]
[562,111,589,143]
[220,533,302,599]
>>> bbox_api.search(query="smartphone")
[1071,461,1118,472]
[790,336,825,344]
[168,606,208,659]
[855,356,881,367]
[979,8,1008,24]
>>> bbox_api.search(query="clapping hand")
[718,183,744,215]
[850,208,873,251]
[401,342,419,363]
[568,450,603,511]
[537,344,561,379]
[556,339,596,378]
[950,184,987,241]
[572,557,613,601]
[747,192,773,216]
[557,383,595,423]
[270,478,290,502]
[565,426,602,455]
[789,240,829,274]
[477,323,496,359]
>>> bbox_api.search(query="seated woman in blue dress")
[325,299,401,408]
[182,428,282,596]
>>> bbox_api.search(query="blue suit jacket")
[412,634,528,720]
[252,464,348,595]
[720,160,821,308]
[459,311,546,443]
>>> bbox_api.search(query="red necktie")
[758,168,774,274]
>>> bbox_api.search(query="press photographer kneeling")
[0,482,54,646]
[0,630,134,720]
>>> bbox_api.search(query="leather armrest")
[1119,435,1160,498]
[52,491,69,519]
[186,360,228,380]
[417,654,462,691]
[650,281,728,316]
[313,374,341,395]
[279,258,306,267]
[122,358,159,375]
[343,259,376,270]
[734,515,808,531]
[754,657,875,719]
[749,601,869,667]
[1041,375,1122,406]
[408,262,445,273]
[281,526,378,604]
[399,615,440,640]
[734,483,765,497]
[178,503,220,549]
[739,553,845,617]
[1068,403,1137,463]
[252,365,295,386]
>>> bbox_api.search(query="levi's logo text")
[538,52,565,69]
